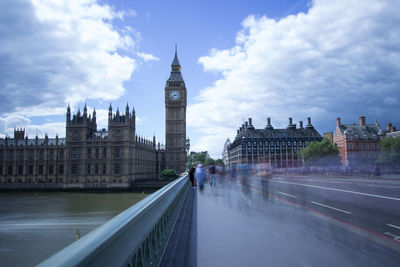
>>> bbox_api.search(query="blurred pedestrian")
[195,163,206,191]
[189,164,196,188]
[209,162,216,186]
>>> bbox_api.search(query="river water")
[0,192,147,267]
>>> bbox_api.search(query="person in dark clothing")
[209,162,216,186]
[189,165,196,187]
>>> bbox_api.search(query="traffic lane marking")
[277,191,296,198]
[311,201,352,215]
[271,180,400,201]
[387,224,400,230]
[384,232,400,242]
[246,182,400,251]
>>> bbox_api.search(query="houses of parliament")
[0,49,187,186]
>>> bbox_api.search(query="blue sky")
[0,0,399,158]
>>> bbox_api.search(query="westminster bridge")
[38,173,400,267]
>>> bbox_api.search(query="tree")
[299,138,341,166]
[215,159,224,166]
[159,169,179,180]
[187,152,207,166]
[204,157,215,166]
[376,136,400,166]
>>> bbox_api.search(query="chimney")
[299,121,303,128]
[336,117,341,128]
[306,117,313,128]
[266,117,273,129]
[289,117,293,126]
[248,117,252,125]
[245,122,248,128]
[359,116,366,126]
[386,123,393,131]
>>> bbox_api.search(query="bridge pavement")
[164,174,400,267]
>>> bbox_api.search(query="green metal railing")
[38,174,189,267]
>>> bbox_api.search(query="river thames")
[0,192,146,267]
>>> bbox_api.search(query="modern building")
[333,116,387,168]
[228,117,322,168]
[0,49,187,185]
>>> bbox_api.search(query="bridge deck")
[164,174,400,267]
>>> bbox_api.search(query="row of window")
[0,150,64,161]
[71,164,120,175]
[245,140,309,148]
[347,153,378,159]
[0,165,64,176]
[73,130,123,140]
[244,147,302,155]
[347,143,379,150]
[71,147,122,160]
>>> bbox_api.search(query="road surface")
[192,174,400,266]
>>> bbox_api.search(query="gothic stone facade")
[164,48,187,173]
[0,105,162,185]
[228,117,322,168]
[0,50,187,185]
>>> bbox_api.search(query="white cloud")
[189,0,400,158]
[0,115,64,138]
[137,52,160,62]
[0,0,139,119]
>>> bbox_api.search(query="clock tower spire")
[165,46,187,173]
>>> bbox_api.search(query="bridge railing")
[38,174,189,267]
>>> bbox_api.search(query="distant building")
[333,116,388,168]
[228,117,322,168]
[386,123,400,138]
[222,139,231,166]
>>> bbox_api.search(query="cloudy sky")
[0,0,399,158]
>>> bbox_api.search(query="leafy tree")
[215,159,224,166]
[376,136,400,166]
[187,152,207,166]
[204,157,215,166]
[299,138,341,166]
[159,169,179,180]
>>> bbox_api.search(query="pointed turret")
[125,102,129,118]
[83,102,87,117]
[168,45,183,81]
[172,44,180,66]
[67,104,71,124]
[108,102,112,121]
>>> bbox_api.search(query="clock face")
[169,90,180,101]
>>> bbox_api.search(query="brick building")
[333,116,388,168]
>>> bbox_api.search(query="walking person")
[209,162,216,186]
[195,163,206,191]
[189,164,196,188]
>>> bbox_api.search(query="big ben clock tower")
[165,46,187,173]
